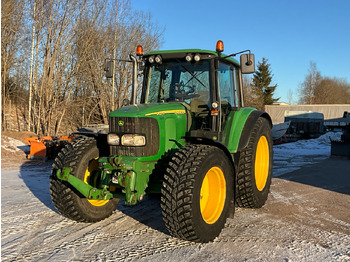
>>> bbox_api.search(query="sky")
[132,0,350,103]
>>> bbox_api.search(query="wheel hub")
[200,166,226,224]
[255,135,269,191]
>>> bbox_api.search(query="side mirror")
[240,54,255,74]
[104,60,114,78]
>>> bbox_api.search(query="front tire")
[50,137,119,222]
[161,145,234,243]
[235,117,273,208]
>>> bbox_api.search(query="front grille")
[109,117,159,157]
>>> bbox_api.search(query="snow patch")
[273,132,342,177]
[1,136,28,153]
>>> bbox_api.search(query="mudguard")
[222,108,272,153]
[237,110,272,152]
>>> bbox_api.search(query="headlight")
[107,133,120,145]
[121,134,146,146]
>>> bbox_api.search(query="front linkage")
[56,167,113,201]
[56,156,155,205]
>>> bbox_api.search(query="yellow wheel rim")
[200,167,226,224]
[255,136,270,191]
[83,158,109,207]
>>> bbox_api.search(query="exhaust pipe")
[130,55,138,105]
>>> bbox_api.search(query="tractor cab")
[141,54,214,132]
[138,42,254,141]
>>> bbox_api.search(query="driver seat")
[190,91,209,114]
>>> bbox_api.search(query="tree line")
[243,59,350,108]
[298,62,350,104]
[1,0,163,135]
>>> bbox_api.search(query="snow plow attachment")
[24,135,75,160]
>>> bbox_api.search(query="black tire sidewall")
[250,118,273,207]
[191,148,233,242]
[53,138,119,222]
[70,141,119,220]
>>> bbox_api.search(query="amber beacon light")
[136,45,144,56]
[216,40,224,53]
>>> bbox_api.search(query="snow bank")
[1,136,28,153]
[273,132,342,177]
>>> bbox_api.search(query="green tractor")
[50,40,273,243]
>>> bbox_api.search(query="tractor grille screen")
[109,117,159,157]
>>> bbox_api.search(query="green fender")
[222,108,272,153]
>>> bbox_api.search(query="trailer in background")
[328,111,350,158]
[284,111,326,140]
[266,104,350,143]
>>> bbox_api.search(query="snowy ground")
[273,132,341,177]
[1,132,350,261]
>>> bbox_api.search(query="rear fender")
[222,108,253,153]
[222,108,272,153]
[236,110,272,152]
[221,108,272,185]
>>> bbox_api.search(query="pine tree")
[252,58,279,109]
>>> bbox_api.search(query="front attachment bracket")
[56,168,113,201]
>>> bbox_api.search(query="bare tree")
[73,1,163,127]
[298,62,350,104]
[1,0,26,131]
[2,0,163,135]
[298,61,322,104]
[314,77,350,104]
[243,75,256,107]
[287,89,294,105]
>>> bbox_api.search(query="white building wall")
[265,104,350,124]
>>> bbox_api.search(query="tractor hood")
[109,103,187,118]
[108,103,188,160]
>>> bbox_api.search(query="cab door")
[217,62,240,131]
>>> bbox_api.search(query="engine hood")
[109,103,187,118]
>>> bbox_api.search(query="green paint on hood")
[109,103,187,118]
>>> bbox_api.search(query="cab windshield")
[142,60,211,105]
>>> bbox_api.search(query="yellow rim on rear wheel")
[255,135,269,191]
[84,158,109,207]
[200,167,226,224]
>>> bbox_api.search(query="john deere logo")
[118,120,124,126]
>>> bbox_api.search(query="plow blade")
[24,135,75,160]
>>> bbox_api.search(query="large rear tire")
[235,117,273,208]
[161,145,234,243]
[50,137,119,222]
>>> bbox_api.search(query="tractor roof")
[144,49,240,66]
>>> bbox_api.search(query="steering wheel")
[174,81,200,101]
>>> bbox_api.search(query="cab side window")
[218,62,236,107]
[232,66,240,107]
[218,62,240,131]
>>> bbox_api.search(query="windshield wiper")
[184,71,205,87]
[177,60,207,88]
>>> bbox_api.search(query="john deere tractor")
[50,40,273,243]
